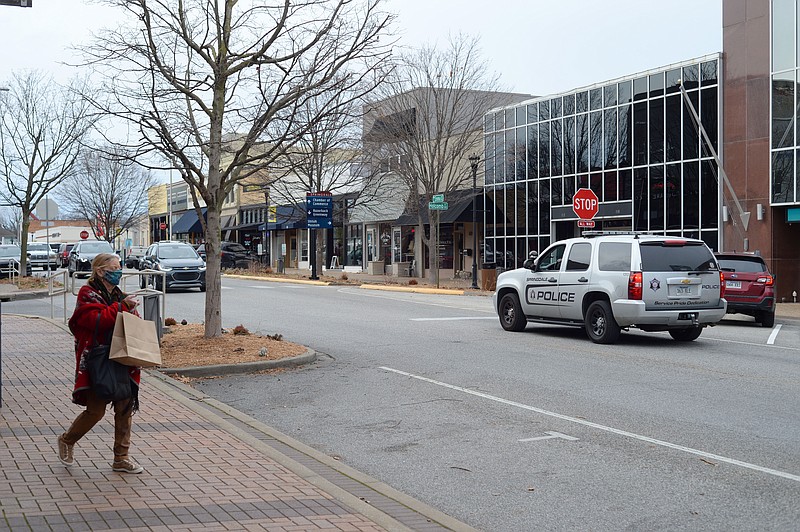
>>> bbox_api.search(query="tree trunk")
[203,208,222,338]
[19,213,31,276]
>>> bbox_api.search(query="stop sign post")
[573,188,599,227]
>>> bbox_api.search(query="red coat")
[68,280,141,406]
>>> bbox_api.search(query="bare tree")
[81,0,393,337]
[56,149,157,243]
[365,34,526,285]
[0,71,96,274]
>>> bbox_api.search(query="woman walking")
[57,253,144,474]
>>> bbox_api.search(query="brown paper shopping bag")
[109,312,162,367]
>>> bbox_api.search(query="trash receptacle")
[277,256,285,274]
[141,293,163,343]
[480,262,497,292]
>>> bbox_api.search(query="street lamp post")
[469,154,480,290]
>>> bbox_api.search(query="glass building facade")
[771,0,800,204]
[482,55,722,269]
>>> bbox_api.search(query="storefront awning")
[257,204,307,231]
[172,208,207,234]
[395,190,482,226]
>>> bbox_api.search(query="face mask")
[104,269,123,286]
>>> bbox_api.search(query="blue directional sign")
[306,193,333,229]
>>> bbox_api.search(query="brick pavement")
[0,315,473,532]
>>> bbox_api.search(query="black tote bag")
[86,313,131,402]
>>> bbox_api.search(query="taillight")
[628,271,643,300]
[757,275,774,285]
[719,271,725,298]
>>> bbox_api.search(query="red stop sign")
[573,188,599,219]
[160,222,167,230]
[79,230,89,240]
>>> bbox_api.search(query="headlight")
[198,264,206,271]
[157,263,172,271]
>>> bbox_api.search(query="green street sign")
[429,202,449,210]
[432,194,445,203]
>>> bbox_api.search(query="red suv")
[715,252,775,327]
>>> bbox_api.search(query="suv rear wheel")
[668,327,703,341]
[498,293,527,332]
[585,300,620,344]
[757,310,775,328]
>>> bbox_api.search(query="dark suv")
[68,240,114,278]
[57,243,75,268]
[195,241,257,269]
[139,241,206,292]
[715,252,775,327]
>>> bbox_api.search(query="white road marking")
[379,366,800,483]
[411,317,497,321]
[519,431,579,443]
[248,285,274,289]
[698,336,799,352]
[220,286,234,290]
[767,324,782,345]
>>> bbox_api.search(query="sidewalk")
[0,315,475,532]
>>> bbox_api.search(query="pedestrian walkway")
[0,315,474,532]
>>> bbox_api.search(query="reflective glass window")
[682,64,699,90]
[666,163,682,230]
[772,150,795,202]
[665,95,682,162]
[539,121,550,178]
[564,116,576,175]
[516,127,527,181]
[649,165,665,231]
[772,0,795,71]
[666,68,681,94]
[598,242,632,271]
[551,119,563,176]
[576,91,588,113]
[551,176,563,206]
[540,100,551,121]
[633,102,648,165]
[683,91,700,159]
[566,243,591,271]
[564,176,575,202]
[494,112,503,131]
[505,129,515,181]
[618,81,632,104]
[527,103,538,124]
[564,93,575,115]
[633,76,648,101]
[649,73,664,97]
[539,179,551,230]
[494,132,504,181]
[484,114,494,132]
[683,161,699,229]
[619,104,632,167]
[516,106,526,126]
[484,134,495,184]
[633,168,648,231]
[700,60,718,86]
[577,114,589,172]
[604,84,617,107]
[701,160,718,228]
[505,108,515,128]
[619,169,632,201]
[590,88,602,110]
[577,174,589,189]
[604,109,618,169]
[700,88,718,153]
[590,173,603,199]
[527,125,538,179]
[551,97,562,118]
[650,99,664,163]
[604,171,618,202]
[772,71,795,148]
[796,151,800,201]
[527,180,539,235]
[590,111,603,171]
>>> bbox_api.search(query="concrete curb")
[159,349,317,377]
[0,288,49,302]
[358,284,465,296]
[223,273,330,286]
[147,370,478,532]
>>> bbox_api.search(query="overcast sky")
[1,0,722,97]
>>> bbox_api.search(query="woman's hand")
[123,295,139,310]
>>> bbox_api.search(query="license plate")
[669,285,697,296]
[726,280,742,289]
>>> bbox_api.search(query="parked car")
[195,241,257,269]
[124,246,148,269]
[57,243,75,268]
[26,242,59,271]
[68,240,115,278]
[494,232,727,343]
[49,243,61,253]
[0,244,32,277]
[715,252,775,327]
[139,241,206,292]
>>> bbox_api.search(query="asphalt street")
[7,273,800,531]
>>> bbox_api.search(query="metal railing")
[0,259,22,284]
[66,268,167,326]
[47,270,69,323]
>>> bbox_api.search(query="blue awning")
[172,208,207,234]
[258,205,307,231]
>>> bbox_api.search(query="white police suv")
[493,232,727,343]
